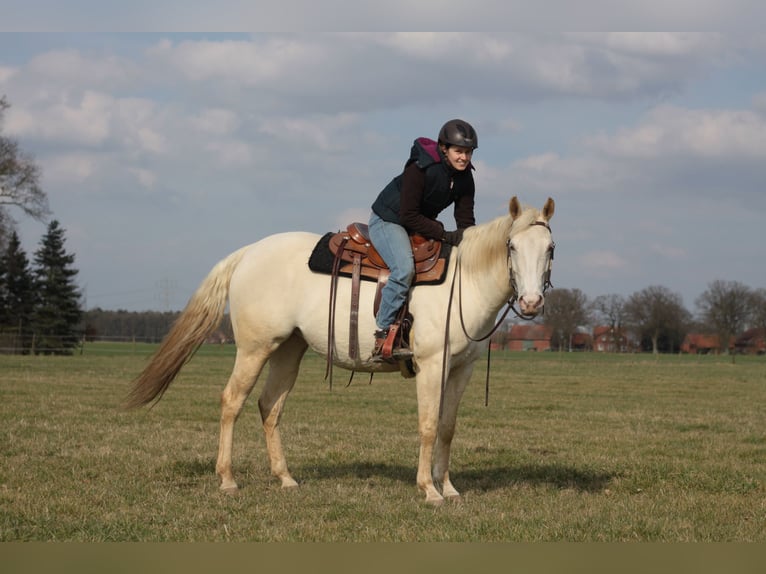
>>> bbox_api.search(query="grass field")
[1,344,764,541]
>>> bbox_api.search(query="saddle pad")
[308,232,451,285]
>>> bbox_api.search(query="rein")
[439,220,554,415]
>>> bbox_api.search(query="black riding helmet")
[438,119,478,149]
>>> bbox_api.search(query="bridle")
[507,221,555,321]
[455,219,554,341]
[439,219,554,413]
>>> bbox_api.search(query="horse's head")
[507,196,555,317]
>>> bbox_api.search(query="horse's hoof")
[425,495,445,507]
[220,485,239,496]
[445,494,463,504]
[280,478,299,489]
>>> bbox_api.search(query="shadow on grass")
[171,458,216,477]
[167,457,617,494]
[457,463,617,493]
[296,460,617,493]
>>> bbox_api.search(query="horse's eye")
[508,242,516,252]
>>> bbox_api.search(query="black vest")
[372,138,474,225]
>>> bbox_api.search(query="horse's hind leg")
[258,333,307,489]
[217,348,270,493]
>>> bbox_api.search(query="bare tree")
[0,208,14,251]
[695,280,752,355]
[624,285,690,354]
[750,288,766,334]
[543,288,590,351]
[0,96,49,248]
[591,293,627,351]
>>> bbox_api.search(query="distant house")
[592,326,629,352]
[507,324,553,351]
[570,330,593,351]
[735,328,766,355]
[205,329,232,344]
[680,333,731,354]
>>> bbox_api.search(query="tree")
[0,96,49,249]
[624,285,690,354]
[0,208,15,253]
[695,280,752,355]
[31,220,82,354]
[0,231,36,352]
[750,288,766,334]
[591,293,627,351]
[543,288,590,351]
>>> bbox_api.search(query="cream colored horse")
[126,196,555,505]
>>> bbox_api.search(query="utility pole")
[156,278,177,311]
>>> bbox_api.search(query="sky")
[1,29,765,313]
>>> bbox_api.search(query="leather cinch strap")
[326,236,348,385]
[349,253,361,361]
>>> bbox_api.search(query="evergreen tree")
[32,220,82,354]
[1,231,36,352]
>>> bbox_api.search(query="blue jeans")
[368,212,415,330]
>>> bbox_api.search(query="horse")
[126,196,555,505]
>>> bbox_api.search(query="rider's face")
[443,145,473,171]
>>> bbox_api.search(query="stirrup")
[373,328,389,357]
[372,323,412,361]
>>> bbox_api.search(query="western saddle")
[326,222,447,365]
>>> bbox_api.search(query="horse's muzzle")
[518,294,544,316]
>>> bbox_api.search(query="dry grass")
[1,345,764,541]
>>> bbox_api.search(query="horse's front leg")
[432,361,474,501]
[415,365,447,505]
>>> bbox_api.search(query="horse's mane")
[459,205,541,274]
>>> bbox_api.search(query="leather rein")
[440,220,554,414]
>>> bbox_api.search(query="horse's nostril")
[520,295,543,310]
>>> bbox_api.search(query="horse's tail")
[124,246,250,409]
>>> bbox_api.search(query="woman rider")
[368,119,478,359]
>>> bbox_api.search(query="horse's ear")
[509,196,521,220]
[542,197,555,221]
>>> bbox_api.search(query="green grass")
[0,348,764,541]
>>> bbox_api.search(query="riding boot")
[372,322,413,361]
[373,328,389,357]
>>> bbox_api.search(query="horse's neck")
[456,224,514,321]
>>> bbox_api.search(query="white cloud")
[43,153,95,184]
[497,152,626,199]
[204,139,252,167]
[374,33,469,60]
[129,167,157,189]
[146,37,321,86]
[579,250,628,270]
[650,243,687,260]
[488,100,766,206]
[258,113,361,152]
[5,84,171,158]
[132,33,738,112]
[591,105,766,160]
[191,108,240,136]
[0,66,16,83]
[27,49,139,91]
[7,90,112,145]
[600,32,723,58]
